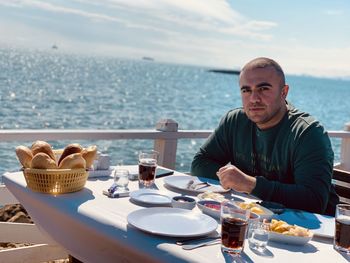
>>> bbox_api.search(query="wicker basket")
[23,168,88,194]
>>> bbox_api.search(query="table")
[3,167,349,263]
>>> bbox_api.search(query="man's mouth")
[249,106,265,111]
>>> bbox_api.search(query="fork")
[186,180,211,190]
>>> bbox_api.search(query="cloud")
[1,0,275,40]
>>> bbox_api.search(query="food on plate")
[81,145,98,168]
[15,145,33,168]
[238,202,264,215]
[31,152,58,169]
[15,141,97,170]
[58,143,83,165]
[269,219,312,237]
[31,140,56,162]
[199,191,226,202]
[58,153,86,169]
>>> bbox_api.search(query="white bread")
[81,145,98,169]
[15,145,33,168]
[31,141,56,162]
[31,152,58,169]
[58,153,86,169]
[58,143,83,166]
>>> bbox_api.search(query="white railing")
[1,119,350,170]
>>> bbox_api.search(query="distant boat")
[142,57,154,61]
[52,44,58,50]
[208,69,240,75]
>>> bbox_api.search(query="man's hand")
[216,165,256,194]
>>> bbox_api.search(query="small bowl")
[171,196,196,210]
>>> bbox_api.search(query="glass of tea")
[334,204,350,253]
[221,200,250,255]
[138,150,159,188]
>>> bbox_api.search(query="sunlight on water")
[1,47,350,179]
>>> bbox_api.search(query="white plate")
[163,175,228,193]
[130,189,176,205]
[276,210,335,238]
[127,207,218,237]
[268,231,313,246]
[233,201,274,221]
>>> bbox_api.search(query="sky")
[0,0,349,78]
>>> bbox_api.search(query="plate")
[268,231,313,246]
[127,207,218,237]
[233,201,274,221]
[130,189,176,205]
[197,200,221,219]
[163,175,228,193]
[276,210,335,238]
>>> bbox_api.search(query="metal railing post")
[340,122,350,171]
[154,119,178,169]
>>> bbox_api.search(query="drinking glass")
[248,221,269,252]
[114,169,129,191]
[138,150,159,188]
[221,200,250,255]
[334,204,350,253]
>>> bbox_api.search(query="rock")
[0,204,33,223]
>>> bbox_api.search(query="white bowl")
[197,200,260,222]
[171,196,196,210]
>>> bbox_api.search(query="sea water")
[1,47,350,180]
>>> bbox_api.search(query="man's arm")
[191,113,234,180]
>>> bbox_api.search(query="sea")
[1,47,350,181]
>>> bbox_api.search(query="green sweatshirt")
[191,104,339,216]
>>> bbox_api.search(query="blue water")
[1,47,350,180]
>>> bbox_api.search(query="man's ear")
[281,85,289,99]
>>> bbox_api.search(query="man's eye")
[259,87,269,91]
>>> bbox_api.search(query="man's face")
[239,66,288,130]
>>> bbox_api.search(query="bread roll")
[58,143,83,166]
[31,141,56,162]
[15,145,33,168]
[59,153,86,169]
[31,152,58,169]
[81,145,98,169]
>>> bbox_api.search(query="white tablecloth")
[3,167,349,263]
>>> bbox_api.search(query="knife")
[182,238,221,250]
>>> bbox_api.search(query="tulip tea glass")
[138,150,159,188]
[114,169,129,191]
[334,204,350,253]
[248,221,269,252]
[221,200,250,255]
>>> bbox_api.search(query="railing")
[1,119,350,171]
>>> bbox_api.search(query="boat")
[142,57,154,61]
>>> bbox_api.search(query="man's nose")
[249,90,261,103]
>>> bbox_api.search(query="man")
[191,57,339,216]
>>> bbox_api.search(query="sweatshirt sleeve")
[191,112,234,180]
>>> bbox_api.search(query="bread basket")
[23,168,88,194]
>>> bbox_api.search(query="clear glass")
[114,169,129,191]
[248,221,269,252]
[138,150,159,188]
[334,204,350,253]
[221,200,250,255]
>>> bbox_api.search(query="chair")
[332,168,350,204]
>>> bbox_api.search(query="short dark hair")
[240,57,286,87]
